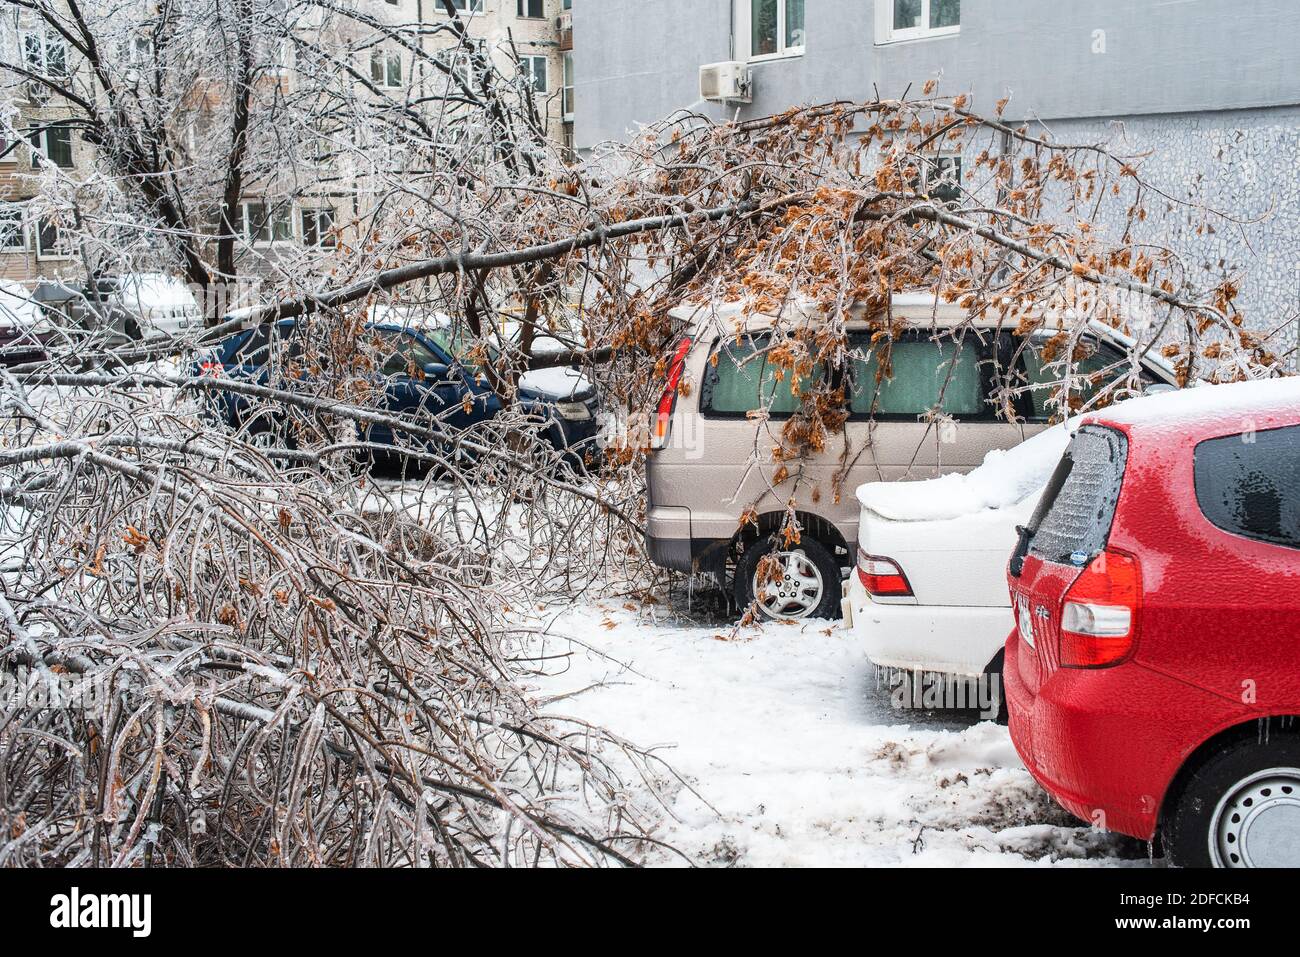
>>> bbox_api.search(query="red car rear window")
[1029,425,1128,565]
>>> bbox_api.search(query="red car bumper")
[1003,629,1245,841]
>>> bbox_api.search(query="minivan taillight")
[1059,549,1141,668]
[857,548,914,597]
[651,336,692,450]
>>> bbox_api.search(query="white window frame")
[29,125,75,169]
[0,131,19,166]
[238,201,294,246]
[916,152,963,203]
[35,215,70,260]
[561,52,574,121]
[433,47,473,94]
[520,55,547,94]
[735,0,805,63]
[516,0,545,18]
[448,0,484,14]
[874,0,961,45]
[0,203,26,251]
[266,38,293,76]
[21,30,69,78]
[300,206,336,247]
[370,49,403,88]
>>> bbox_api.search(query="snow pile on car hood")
[857,421,1077,523]
[517,365,593,399]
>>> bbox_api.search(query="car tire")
[1161,729,1300,868]
[734,535,842,621]
[984,649,1009,725]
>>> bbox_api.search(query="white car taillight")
[856,548,914,598]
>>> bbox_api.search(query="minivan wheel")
[734,537,841,621]
[1161,735,1300,867]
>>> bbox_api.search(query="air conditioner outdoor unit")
[699,61,751,103]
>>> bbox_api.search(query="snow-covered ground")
[529,600,1154,867]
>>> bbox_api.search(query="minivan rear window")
[1029,425,1128,564]
[1194,425,1300,550]
[702,338,821,415]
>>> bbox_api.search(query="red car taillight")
[198,358,222,377]
[651,336,692,450]
[1059,549,1141,668]
[856,548,914,597]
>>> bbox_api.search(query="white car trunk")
[855,422,1076,608]
[857,499,1034,607]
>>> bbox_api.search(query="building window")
[301,207,336,247]
[239,202,293,244]
[517,0,544,17]
[449,0,484,12]
[121,34,153,68]
[264,38,292,74]
[434,47,474,92]
[22,31,69,78]
[876,0,960,43]
[36,217,67,259]
[0,204,25,250]
[744,0,804,60]
[915,154,963,204]
[520,55,547,93]
[28,125,74,169]
[562,53,574,120]
[370,49,403,88]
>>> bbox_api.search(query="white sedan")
[843,422,1074,679]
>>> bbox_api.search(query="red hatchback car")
[1004,377,1300,867]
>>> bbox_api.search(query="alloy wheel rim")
[1210,766,1300,867]
[754,550,824,619]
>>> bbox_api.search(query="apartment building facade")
[377,0,571,144]
[574,0,1300,341]
[1,1,571,287]
[0,19,94,282]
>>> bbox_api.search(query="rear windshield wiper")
[1010,449,1074,578]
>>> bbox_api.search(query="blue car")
[198,319,602,467]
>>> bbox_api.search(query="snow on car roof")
[1084,376,1300,429]
[669,293,973,329]
[669,292,1166,337]
[857,420,1078,523]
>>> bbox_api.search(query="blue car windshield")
[377,331,443,377]
[422,324,500,376]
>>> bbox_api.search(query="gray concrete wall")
[575,0,1300,148]
[573,1,1300,349]
[1038,106,1300,348]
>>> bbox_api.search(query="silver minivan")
[645,295,1178,620]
